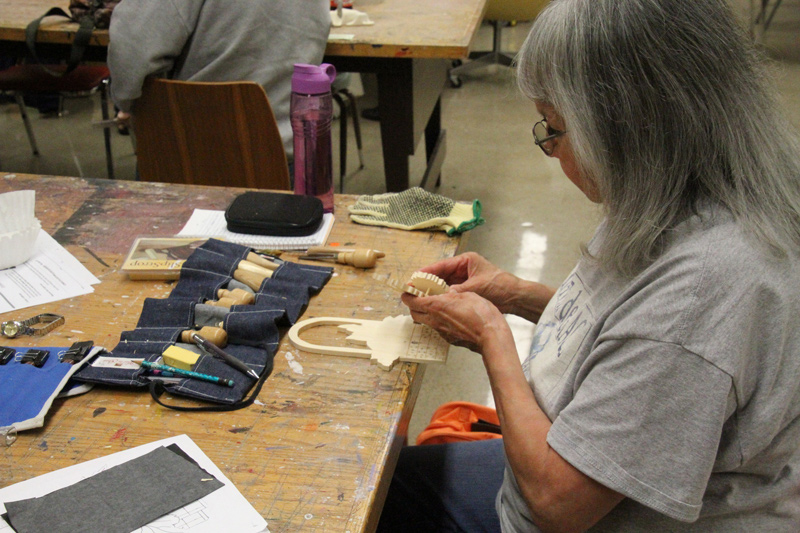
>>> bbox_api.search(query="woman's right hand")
[416,252,518,314]
[417,252,556,321]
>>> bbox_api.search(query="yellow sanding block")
[162,345,200,371]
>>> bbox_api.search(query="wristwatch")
[1,313,65,338]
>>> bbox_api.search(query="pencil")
[140,360,235,387]
[191,333,260,380]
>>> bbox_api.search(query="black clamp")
[21,349,49,367]
[61,340,94,364]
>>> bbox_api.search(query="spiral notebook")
[177,209,334,250]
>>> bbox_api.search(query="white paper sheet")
[177,209,334,250]
[0,231,100,314]
[0,434,268,533]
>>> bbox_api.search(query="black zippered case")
[225,191,324,237]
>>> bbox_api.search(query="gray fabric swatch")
[5,445,224,533]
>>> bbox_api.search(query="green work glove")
[348,187,484,235]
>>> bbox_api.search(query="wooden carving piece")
[405,272,449,297]
[288,316,449,370]
[384,271,449,297]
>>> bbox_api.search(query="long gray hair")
[518,0,800,276]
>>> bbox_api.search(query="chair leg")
[342,89,364,170]
[491,19,503,55]
[100,80,115,180]
[14,93,40,155]
[448,20,511,82]
[333,92,347,193]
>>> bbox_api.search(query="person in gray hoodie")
[107,0,330,162]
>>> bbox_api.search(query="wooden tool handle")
[180,326,228,348]
[205,297,235,308]
[234,267,266,291]
[339,249,381,268]
[246,252,279,271]
[216,288,255,305]
[237,259,274,278]
[308,246,385,257]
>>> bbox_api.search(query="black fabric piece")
[5,445,223,533]
[25,7,94,77]
[72,239,332,409]
[471,420,503,434]
[225,191,324,236]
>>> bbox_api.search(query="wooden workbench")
[0,173,462,532]
[0,0,488,192]
[0,0,486,59]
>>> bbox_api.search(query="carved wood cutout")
[383,271,449,298]
[288,316,450,370]
[405,271,449,297]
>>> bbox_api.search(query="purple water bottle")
[291,63,336,213]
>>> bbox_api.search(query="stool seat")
[0,64,110,93]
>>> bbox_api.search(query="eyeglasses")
[532,118,566,155]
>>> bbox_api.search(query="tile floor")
[0,2,798,442]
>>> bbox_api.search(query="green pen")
[140,360,235,387]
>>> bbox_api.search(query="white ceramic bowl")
[0,218,41,270]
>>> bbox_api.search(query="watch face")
[1,321,20,338]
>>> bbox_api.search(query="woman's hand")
[401,290,509,354]
[416,252,519,313]
[417,252,557,322]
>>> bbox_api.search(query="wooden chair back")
[134,78,291,190]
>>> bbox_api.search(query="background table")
[0,0,488,192]
[0,173,461,532]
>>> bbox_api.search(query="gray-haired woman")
[377,0,800,531]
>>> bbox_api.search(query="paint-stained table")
[0,174,462,532]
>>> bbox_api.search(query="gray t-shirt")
[498,205,800,531]
[107,0,331,159]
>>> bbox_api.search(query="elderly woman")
[377,0,800,531]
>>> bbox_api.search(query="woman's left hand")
[401,291,509,354]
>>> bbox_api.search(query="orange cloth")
[416,401,502,445]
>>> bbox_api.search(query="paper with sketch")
[0,434,268,533]
[0,230,100,313]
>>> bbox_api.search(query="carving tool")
[217,288,255,305]
[140,360,235,387]
[233,267,269,291]
[191,332,260,380]
[237,259,274,278]
[246,252,281,271]
[300,247,385,269]
[206,297,237,308]
[180,326,227,347]
[206,288,255,307]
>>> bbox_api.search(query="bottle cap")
[292,63,337,95]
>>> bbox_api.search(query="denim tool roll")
[73,239,332,408]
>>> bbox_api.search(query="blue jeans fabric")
[73,239,332,404]
[377,439,505,533]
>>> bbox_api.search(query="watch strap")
[5,313,66,337]
[26,313,65,336]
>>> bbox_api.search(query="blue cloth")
[377,439,505,533]
[0,347,71,427]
